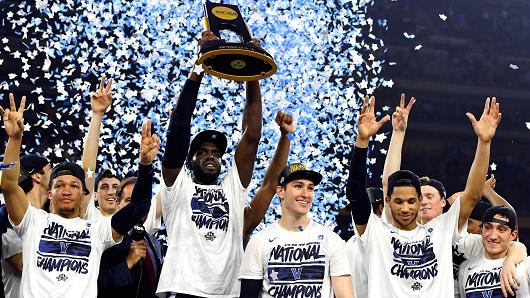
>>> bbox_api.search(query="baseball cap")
[469,200,493,221]
[187,130,228,161]
[366,187,384,204]
[482,206,517,231]
[387,170,421,197]
[419,177,447,198]
[20,154,49,175]
[49,162,90,195]
[278,163,322,186]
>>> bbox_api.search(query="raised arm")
[80,77,113,217]
[348,96,389,236]
[458,97,502,230]
[162,32,219,187]
[243,111,293,244]
[381,94,415,222]
[111,120,160,241]
[482,175,513,209]
[0,94,29,225]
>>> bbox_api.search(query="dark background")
[366,0,530,246]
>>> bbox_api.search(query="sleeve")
[239,234,265,280]
[356,211,380,249]
[10,204,37,238]
[462,233,484,259]
[458,260,469,296]
[84,197,100,221]
[160,166,188,215]
[96,215,121,250]
[1,229,23,259]
[143,194,161,235]
[431,196,461,242]
[327,233,351,277]
[98,261,134,289]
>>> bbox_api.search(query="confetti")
[403,32,415,39]
[0,0,389,232]
[439,14,447,21]
[509,64,519,70]
[414,44,422,50]
[490,163,497,171]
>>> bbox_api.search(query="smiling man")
[459,206,530,297]
[239,163,353,298]
[157,31,263,297]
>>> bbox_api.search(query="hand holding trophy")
[196,1,277,81]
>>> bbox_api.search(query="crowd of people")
[0,31,528,298]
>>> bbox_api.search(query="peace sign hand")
[0,93,26,139]
[140,119,160,165]
[392,93,416,132]
[91,77,113,114]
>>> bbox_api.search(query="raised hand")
[357,95,390,140]
[140,119,160,165]
[391,93,415,132]
[0,93,26,138]
[484,174,496,191]
[90,76,113,114]
[198,31,220,47]
[466,97,502,143]
[275,111,294,135]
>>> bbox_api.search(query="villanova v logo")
[291,268,303,280]
[481,290,493,298]
[59,242,71,254]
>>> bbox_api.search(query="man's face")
[467,218,482,234]
[190,142,221,184]
[277,179,315,217]
[50,175,84,218]
[419,185,445,223]
[118,182,134,210]
[481,216,518,259]
[386,186,421,231]
[96,177,120,216]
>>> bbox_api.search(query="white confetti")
[374,133,387,143]
[414,45,422,51]
[439,14,447,21]
[509,64,519,70]
[490,163,497,171]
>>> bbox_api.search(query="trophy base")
[197,40,277,81]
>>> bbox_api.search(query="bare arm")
[381,94,415,222]
[5,252,23,273]
[234,80,262,188]
[501,241,527,297]
[331,275,355,298]
[458,97,502,230]
[243,112,293,244]
[80,77,113,217]
[482,175,513,209]
[1,94,29,226]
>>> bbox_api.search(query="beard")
[191,159,220,184]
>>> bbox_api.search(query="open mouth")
[204,161,216,169]
[296,200,308,207]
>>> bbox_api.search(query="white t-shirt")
[452,233,483,297]
[356,197,462,297]
[346,234,368,298]
[143,194,161,235]
[239,220,351,298]
[459,256,530,297]
[10,205,118,298]
[157,161,247,297]
[2,229,23,298]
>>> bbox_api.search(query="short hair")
[116,177,136,202]
[387,170,421,198]
[94,169,121,192]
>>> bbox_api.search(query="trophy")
[196,1,277,81]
